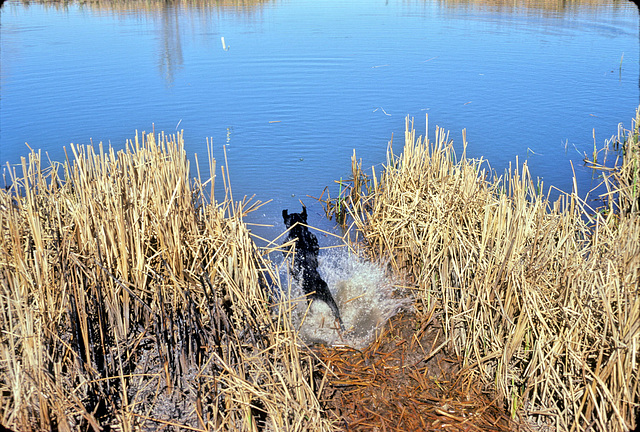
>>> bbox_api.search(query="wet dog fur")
[282,206,343,328]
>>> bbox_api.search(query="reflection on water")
[13,0,275,87]
[1,0,639,242]
[84,0,275,86]
[12,0,636,89]
[17,0,274,11]
[437,0,632,13]
[157,5,184,85]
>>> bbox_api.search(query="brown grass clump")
[0,132,331,431]
[326,114,640,432]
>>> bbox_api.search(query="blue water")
[1,0,638,240]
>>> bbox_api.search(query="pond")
[1,0,639,240]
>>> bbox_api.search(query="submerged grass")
[0,131,331,431]
[326,114,640,431]
[315,311,517,432]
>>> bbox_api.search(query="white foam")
[277,247,411,349]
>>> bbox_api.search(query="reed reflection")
[16,0,274,86]
[158,4,183,86]
[86,0,272,86]
[433,0,631,12]
[16,0,636,88]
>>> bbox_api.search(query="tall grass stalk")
[614,106,640,216]
[327,115,639,431]
[0,131,332,431]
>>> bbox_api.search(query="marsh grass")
[612,107,640,216]
[326,115,640,431]
[0,131,331,431]
[2,116,638,432]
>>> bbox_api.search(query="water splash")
[279,247,411,349]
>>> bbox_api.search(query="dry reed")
[326,114,640,431]
[0,131,332,431]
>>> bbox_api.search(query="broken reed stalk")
[0,131,332,431]
[328,114,640,431]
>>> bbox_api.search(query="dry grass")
[326,114,640,432]
[1,114,638,432]
[0,131,332,431]
[608,107,640,218]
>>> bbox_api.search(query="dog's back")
[283,206,343,328]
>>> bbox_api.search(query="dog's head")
[282,205,308,230]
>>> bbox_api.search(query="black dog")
[283,206,343,329]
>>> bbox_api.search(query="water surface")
[1,0,638,239]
